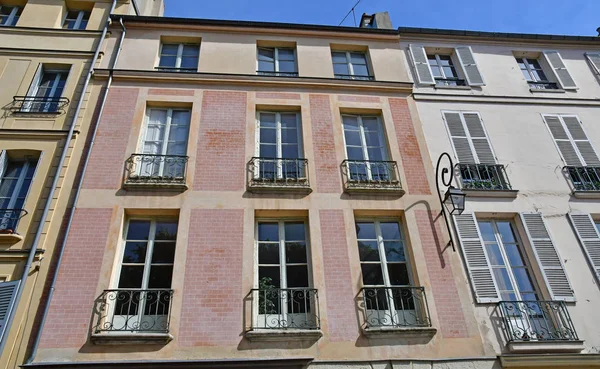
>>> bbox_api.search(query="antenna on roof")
[338,0,361,27]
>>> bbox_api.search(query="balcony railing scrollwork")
[456,163,513,191]
[249,287,320,330]
[154,67,197,73]
[10,96,70,114]
[498,300,579,342]
[341,160,403,193]
[334,74,375,81]
[0,209,27,234]
[360,286,432,329]
[435,77,466,87]
[257,71,299,77]
[124,154,188,189]
[528,81,560,90]
[565,166,600,192]
[247,157,311,193]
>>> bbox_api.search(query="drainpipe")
[20,1,121,364]
[131,0,140,15]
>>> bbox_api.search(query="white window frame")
[0,159,34,211]
[0,6,22,27]
[62,10,90,30]
[25,67,69,112]
[516,57,549,83]
[441,110,498,165]
[158,43,199,71]
[427,53,459,80]
[341,114,390,181]
[541,113,599,167]
[256,47,297,74]
[332,51,371,78]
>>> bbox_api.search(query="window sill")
[506,340,584,354]
[344,184,404,196]
[123,182,188,192]
[529,88,565,93]
[434,85,471,90]
[90,332,173,345]
[462,189,519,198]
[363,326,437,339]
[572,190,600,199]
[247,182,312,195]
[0,233,24,246]
[244,329,323,342]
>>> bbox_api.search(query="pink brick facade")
[309,94,342,193]
[38,208,113,348]
[255,92,301,100]
[179,209,244,346]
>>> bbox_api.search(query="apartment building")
[0,1,163,368]
[27,14,502,369]
[400,25,600,368]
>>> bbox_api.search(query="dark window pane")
[342,115,359,129]
[477,221,495,242]
[493,268,514,291]
[361,263,384,285]
[127,220,150,240]
[159,55,177,68]
[258,223,279,241]
[286,242,307,263]
[259,243,279,264]
[344,130,361,146]
[258,60,275,72]
[278,60,296,73]
[333,63,350,75]
[118,266,144,288]
[513,268,535,292]
[367,148,383,161]
[505,243,525,267]
[356,222,376,239]
[259,144,276,158]
[497,222,516,243]
[350,53,367,64]
[286,265,309,287]
[148,265,173,288]
[384,241,405,262]
[143,290,171,316]
[155,221,177,240]
[280,128,299,144]
[258,48,275,61]
[152,241,176,263]
[180,57,198,69]
[380,222,401,239]
[387,264,410,286]
[352,64,369,76]
[123,242,147,263]
[259,113,276,128]
[259,266,280,288]
[332,52,347,63]
[281,145,299,159]
[346,147,365,160]
[182,45,199,56]
[358,241,379,261]
[260,127,276,144]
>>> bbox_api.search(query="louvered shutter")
[568,213,600,283]
[543,115,583,166]
[0,280,20,344]
[455,46,485,86]
[585,53,600,75]
[519,213,575,302]
[443,112,475,163]
[0,151,7,181]
[543,51,577,89]
[462,113,495,164]
[561,116,600,166]
[408,44,435,85]
[454,213,500,303]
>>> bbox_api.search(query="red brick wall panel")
[310,94,341,193]
[320,210,358,341]
[416,210,468,338]
[38,208,113,348]
[255,92,301,100]
[179,209,244,346]
[82,88,139,189]
[389,98,431,195]
[148,88,194,96]
[338,95,380,103]
[194,91,247,191]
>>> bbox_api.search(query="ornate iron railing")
[154,66,197,73]
[435,77,466,87]
[360,286,432,328]
[456,163,512,191]
[341,160,402,192]
[565,166,600,191]
[249,288,320,330]
[93,289,174,334]
[528,81,559,90]
[498,301,578,342]
[257,70,299,77]
[124,154,188,186]
[334,73,375,81]
[11,96,70,114]
[0,209,27,234]
[248,157,310,190]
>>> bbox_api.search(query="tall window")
[0,154,37,232]
[332,51,372,80]
[139,108,191,178]
[113,219,177,331]
[62,10,90,30]
[0,6,22,26]
[342,114,390,181]
[24,66,69,113]
[427,54,464,86]
[257,47,297,76]
[158,43,199,72]
[255,112,304,180]
[516,57,556,89]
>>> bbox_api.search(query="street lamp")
[436,152,466,251]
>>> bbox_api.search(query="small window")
[515,57,558,90]
[0,151,38,233]
[257,47,298,77]
[157,43,199,72]
[427,54,465,87]
[332,51,373,80]
[23,66,69,113]
[62,10,90,30]
[0,6,23,26]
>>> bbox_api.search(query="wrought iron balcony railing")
[334,74,375,81]
[498,301,578,342]
[0,209,27,234]
[154,66,197,73]
[435,77,467,87]
[124,154,188,188]
[528,81,560,90]
[247,157,310,191]
[360,286,432,329]
[565,166,600,191]
[456,163,513,191]
[249,287,320,330]
[11,96,70,114]
[341,160,403,193]
[92,289,174,334]
[257,70,299,77]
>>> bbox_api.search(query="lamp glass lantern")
[443,186,466,215]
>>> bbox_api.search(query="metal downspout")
[21,1,121,364]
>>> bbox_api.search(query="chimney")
[597,27,600,36]
[359,11,393,29]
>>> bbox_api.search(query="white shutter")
[568,213,600,283]
[0,150,7,182]
[443,111,475,163]
[455,46,485,86]
[454,213,500,303]
[543,114,600,167]
[408,44,435,85]
[585,52,600,75]
[0,280,20,344]
[542,51,577,89]
[462,113,495,164]
[519,213,575,302]
[542,115,583,166]
[561,116,600,166]
[443,111,495,164]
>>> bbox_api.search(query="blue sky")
[163,0,600,36]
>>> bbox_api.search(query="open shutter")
[543,51,577,89]
[0,280,20,344]
[443,112,475,163]
[455,46,485,86]
[520,213,575,302]
[543,115,582,166]
[454,213,500,303]
[585,52,600,75]
[561,116,600,166]
[568,213,600,283]
[462,113,495,164]
[0,150,7,181]
[408,44,435,85]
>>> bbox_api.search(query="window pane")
[118,266,144,288]
[122,242,147,263]
[277,49,295,60]
[366,148,383,161]
[513,268,535,292]
[342,115,360,130]
[258,48,275,61]
[380,222,401,240]
[346,147,365,160]
[493,268,514,291]
[431,65,442,77]
[259,144,276,158]
[284,222,305,241]
[152,242,176,263]
[166,143,187,156]
[497,222,516,243]
[387,264,410,286]
[281,145,299,159]
[344,130,361,147]
[259,266,280,288]
[505,243,525,267]
[384,242,405,262]
[485,243,505,266]
[149,109,168,125]
[361,264,384,285]
[478,221,495,242]
[365,131,382,147]
[259,243,279,264]
[180,57,198,69]
[127,220,151,240]
[278,60,296,73]
[260,127,276,144]
[521,69,533,81]
[159,55,177,68]
[169,125,190,142]
[286,242,307,263]
[258,223,279,241]
[148,265,173,288]
[333,63,350,75]
[352,64,369,76]
[161,44,179,55]
[356,222,376,239]
[350,53,367,64]
[358,241,379,261]
[280,129,298,144]
[286,265,309,287]
[531,69,548,82]
[442,66,457,78]
[331,52,347,63]
[280,114,297,129]
[362,117,379,132]
[258,60,275,72]
[182,45,199,56]
[259,113,276,128]
[155,221,177,240]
